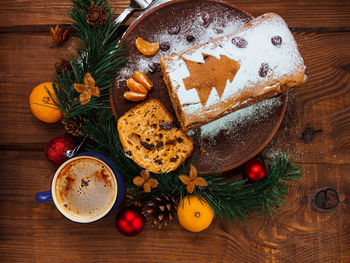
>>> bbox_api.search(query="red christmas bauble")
[116,207,145,236]
[45,136,75,165]
[244,158,267,182]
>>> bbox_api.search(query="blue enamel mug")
[36,152,125,223]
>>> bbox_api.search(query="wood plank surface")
[0,0,350,262]
[0,0,350,29]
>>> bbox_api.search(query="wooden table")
[0,0,349,262]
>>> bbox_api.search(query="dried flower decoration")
[133,170,158,193]
[178,165,208,194]
[50,24,69,46]
[73,73,100,105]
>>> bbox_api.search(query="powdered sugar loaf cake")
[161,13,307,131]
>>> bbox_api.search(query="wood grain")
[1,0,350,262]
[0,151,349,262]
[0,0,349,29]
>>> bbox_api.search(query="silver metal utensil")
[115,0,155,25]
[66,137,86,159]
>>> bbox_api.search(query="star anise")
[50,24,69,46]
[178,165,208,194]
[133,170,158,193]
[73,73,101,105]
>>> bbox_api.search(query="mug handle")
[35,190,53,203]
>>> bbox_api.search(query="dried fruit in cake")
[133,71,153,91]
[135,37,160,56]
[161,13,307,131]
[123,91,147,102]
[126,78,148,94]
[117,99,193,174]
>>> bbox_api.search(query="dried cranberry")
[232,37,248,48]
[258,63,269,78]
[168,25,180,35]
[186,35,195,42]
[201,13,211,27]
[148,62,161,74]
[159,122,174,130]
[160,42,170,51]
[271,35,282,46]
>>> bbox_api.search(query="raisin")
[271,35,282,46]
[160,42,170,51]
[141,141,154,150]
[201,13,211,27]
[186,35,195,42]
[159,122,174,130]
[203,55,209,60]
[176,137,184,143]
[165,140,176,146]
[154,159,163,165]
[258,63,269,78]
[168,25,180,35]
[148,62,161,74]
[125,151,132,157]
[231,37,248,48]
[156,141,164,149]
[170,156,179,162]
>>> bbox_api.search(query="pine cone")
[86,5,107,26]
[142,194,178,229]
[54,59,72,75]
[62,116,89,137]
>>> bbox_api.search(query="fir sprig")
[48,0,126,120]
[83,109,302,224]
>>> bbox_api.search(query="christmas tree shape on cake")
[183,54,240,106]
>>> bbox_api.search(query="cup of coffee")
[36,152,124,223]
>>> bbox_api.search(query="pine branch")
[47,0,126,120]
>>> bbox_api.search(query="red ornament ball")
[116,207,145,236]
[45,136,75,165]
[244,158,267,182]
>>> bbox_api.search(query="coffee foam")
[53,156,117,223]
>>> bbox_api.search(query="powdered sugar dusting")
[120,6,247,78]
[163,13,306,129]
[200,96,282,139]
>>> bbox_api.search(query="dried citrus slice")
[124,91,147,102]
[133,71,153,91]
[126,78,147,94]
[135,37,160,56]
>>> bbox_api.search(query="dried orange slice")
[126,78,147,94]
[135,37,160,56]
[124,91,147,102]
[133,71,153,91]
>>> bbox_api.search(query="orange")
[124,91,147,102]
[177,195,214,232]
[135,37,160,56]
[133,71,153,91]
[126,78,148,94]
[29,82,63,123]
